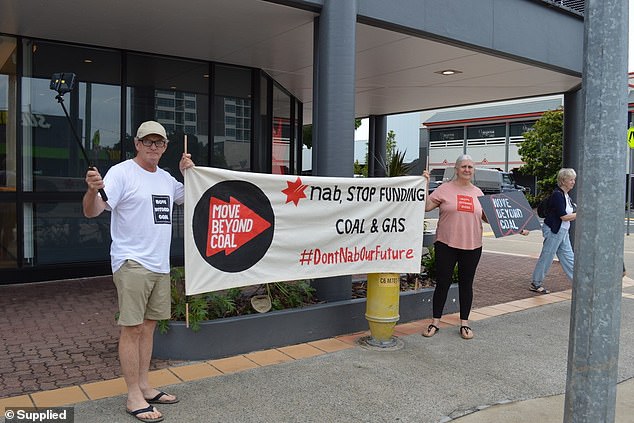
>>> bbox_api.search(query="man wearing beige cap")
[83,120,194,423]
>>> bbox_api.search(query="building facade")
[0,37,303,282]
[422,97,563,193]
[422,89,634,196]
[0,0,586,285]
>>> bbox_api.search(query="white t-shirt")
[561,192,573,230]
[103,159,184,274]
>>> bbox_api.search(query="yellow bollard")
[365,273,400,346]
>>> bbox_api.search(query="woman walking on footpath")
[530,168,577,294]
[421,154,486,340]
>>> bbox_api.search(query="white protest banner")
[184,167,426,295]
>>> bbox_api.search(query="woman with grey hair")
[530,168,577,293]
[422,154,486,340]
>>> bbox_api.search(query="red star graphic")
[282,177,308,206]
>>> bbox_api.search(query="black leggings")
[432,241,482,320]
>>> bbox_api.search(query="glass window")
[156,110,175,120]
[213,64,252,170]
[156,97,175,108]
[272,84,291,175]
[21,40,122,192]
[0,34,18,269]
[294,100,302,174]
[33,202,110,265]
[0,36,17,193]
[18,39,122,266]
[251,73,269,173]
[126,53,210,176]
[0,202,17,268]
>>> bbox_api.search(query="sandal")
[529,283,550,294]
[126,405,164,423]
[145,391,179,405]
[422,324,439,337]
[460,325,474,340]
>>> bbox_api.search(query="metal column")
[310,0,357,302]
[312,0,357,177]
[563,87,583,246]
[563,1,628,421]
[370,115,387,177]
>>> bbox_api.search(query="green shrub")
[158,267,316,333]
[524,192,550,209]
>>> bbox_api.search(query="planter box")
[153,283,459,361]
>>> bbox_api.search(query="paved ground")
[0,277,182,398]
[0,249,570,399]
[2,231,633,422]
[70,289,634,423]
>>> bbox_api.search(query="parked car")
[501,171,528,193]
[442,167,526,195]
[428,180,442,194]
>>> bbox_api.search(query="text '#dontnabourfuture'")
[298,245,415,266]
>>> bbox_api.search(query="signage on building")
[509,121,535,137]
[467,124,505,139]
[430,127,463,142]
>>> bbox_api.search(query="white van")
[442,167,526,195]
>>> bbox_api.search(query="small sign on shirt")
[456,194,475,212]
[478,191,541,238]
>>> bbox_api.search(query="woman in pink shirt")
[422,155,485,340]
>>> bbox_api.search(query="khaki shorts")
[113,260,171,326]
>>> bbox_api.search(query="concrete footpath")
[72,288,634,423]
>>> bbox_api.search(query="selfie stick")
[51,76,108,201]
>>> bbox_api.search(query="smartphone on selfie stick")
[50,73,108,201]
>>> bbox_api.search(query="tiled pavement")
[0,250,577,407]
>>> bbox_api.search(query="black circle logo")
[192,180,274,272]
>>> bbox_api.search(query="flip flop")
[126,405,164,423]
[145,391,179,405]
[422,324,439,338]
[460,325,474,340]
